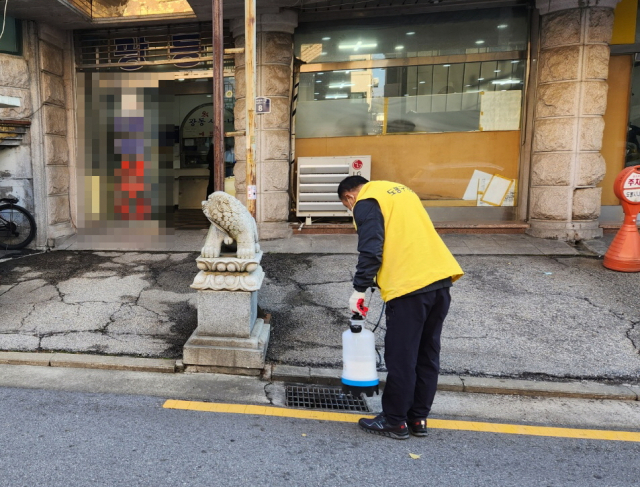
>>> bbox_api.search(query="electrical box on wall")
[296,156,371,219]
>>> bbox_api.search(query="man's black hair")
[337,175,369,199]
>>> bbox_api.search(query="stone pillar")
[232,10,297,239]
[34,24,75,247]
[528,0,619,241]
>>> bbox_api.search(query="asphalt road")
[1,385,639,487]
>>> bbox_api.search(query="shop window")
[295,8,527,64]
[296,60,525,138]
[0,17,22,55]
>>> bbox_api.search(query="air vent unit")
[296,156,371,221]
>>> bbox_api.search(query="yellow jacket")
[356,181,463,302]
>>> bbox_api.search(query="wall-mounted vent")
[296,155,371,219]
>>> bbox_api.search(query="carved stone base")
[191,252,264,292]
[183,318,270,372]
[191,266,264,292]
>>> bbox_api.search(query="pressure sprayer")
[341,295,380,397]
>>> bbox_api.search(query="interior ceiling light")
[492,79,521,85]
[395,45,404,50]
[419,81,426,84]
[443,64,450,67]
[406,32,415,35]
[494,69,501,73]
[497,24,508,29]
[478,77,485,81]
[338,41,378,51]
[511,60,519,64]
[475,40,485,45]
[326,94,348,99]
[322,37,331,40]
[328,83,355,88]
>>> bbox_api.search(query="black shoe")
[408,418,428,437]
[358,413,409,440]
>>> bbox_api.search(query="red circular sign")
[614,165,640,205]
[352,159,363,170]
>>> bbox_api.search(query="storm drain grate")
[285,385,371,412]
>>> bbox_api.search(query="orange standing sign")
[603,165,640,272]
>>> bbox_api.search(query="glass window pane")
[417,65,433,96]
[295,7,528,63]
[479,61,498,92]
[448,64,464,93]
[0,17,20,54]
[463,62,481,92]
[433,65,449,96]
[297,58,524,137]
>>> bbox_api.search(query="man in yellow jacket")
[338,176,463,440]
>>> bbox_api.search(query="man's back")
[355,180,463,301]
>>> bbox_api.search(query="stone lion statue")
[201,191,260,260]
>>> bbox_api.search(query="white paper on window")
[481,175,515,206]
[462,170,493,201]
[479,90,522,131]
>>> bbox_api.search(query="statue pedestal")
[183,253,270,375]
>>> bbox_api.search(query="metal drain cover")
[285,385,370,412]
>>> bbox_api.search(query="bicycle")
[0,197,37,250]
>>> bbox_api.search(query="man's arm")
[353,198,384,292]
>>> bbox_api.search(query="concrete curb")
[0,351,176,373]
[271,365,640,402]
[1,352,638,402]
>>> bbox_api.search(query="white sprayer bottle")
[341,314,379,397]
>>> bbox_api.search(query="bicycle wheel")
[0,204,37,250]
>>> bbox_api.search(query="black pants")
[381,287,451,425]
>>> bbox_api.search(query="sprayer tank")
[341,320,379,397]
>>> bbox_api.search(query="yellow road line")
[163,400,640,443]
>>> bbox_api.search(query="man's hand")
[349,290,368,317]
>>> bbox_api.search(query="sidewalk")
[1,233,638,389]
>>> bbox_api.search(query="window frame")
[0,17,23,56]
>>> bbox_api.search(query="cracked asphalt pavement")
[1,250,639,383]
[260,253,640,383]
[0,251,197,358]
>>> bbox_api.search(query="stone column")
[26,22,76,248]
[232,9,297,239]
[528,0,620,241]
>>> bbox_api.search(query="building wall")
[0,21,77,248]
[0,24,35,214]
[600,54,632,207]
